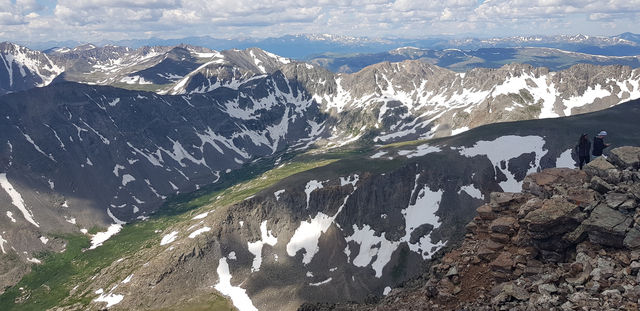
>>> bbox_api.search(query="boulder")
[491,282,530,303]
[606,192,630,209]
[490,252,515,273]
[478,244,499,261]
[490,216,518,235]
[489,192,526,211]
[589,175,615,194]
[522,197,584,239]
[564,188,598,208]
[608,146,640,170]
[583,204,632,247]
[584,157,621,184]
[476,204,497,220]
[517,197,543,219]
[522,168,587,198]
[624,228,640,249]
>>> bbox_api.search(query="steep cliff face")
[25,149,495,311]
[351,147,640,311]
[0,42,63,95]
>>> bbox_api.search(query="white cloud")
[0,0,639,43]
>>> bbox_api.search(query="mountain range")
[1,38,640,310]
[18,32,640,59]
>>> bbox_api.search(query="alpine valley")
[1,39,640,311]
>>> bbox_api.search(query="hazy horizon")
[1,1,639,44]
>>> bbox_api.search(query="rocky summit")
[338,146,640,311]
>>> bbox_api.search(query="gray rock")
[589,175,615,194]
[618,199,637,211]
[492,282,530,302]
[605,192,630,209]
[630,261,640,275]
[584,157,621,184]
[538,283,558,295]
[583,204,632,247]
[446,266,459,277]
[608,146,640,170]
[624,228,640,249]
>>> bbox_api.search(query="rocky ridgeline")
[356,146,640,311]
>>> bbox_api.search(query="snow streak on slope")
[0,173,39,227]
[215,255,258,311]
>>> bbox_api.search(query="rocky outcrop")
[351,146,640,311]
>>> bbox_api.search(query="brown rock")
[490,216,518,235]
[565,187,598,208]
[522,168,587,198]
[478,245,498,262]
[517,197,543,219]
[465,220,477,234]
[523,266,543,276]
[490,252,515,273]
[485,240,506,250]
[476,204,497,220]
[490,192,526,211]
[490,233,511,244]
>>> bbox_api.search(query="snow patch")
[89,224,123,249]
[458,135,547,192]
[192,212,209,220]
[108,98,120,107]
[398,144,441,158]
[556,148,576,168]
[160,231,179,246]
[0,235,7,254]
[459,185,483,199]
[309,277,332,286]
[384,286,392,295]
[370,151,388,159]
[189,227,211,238]
[94,292,124,308]
[121,174,135,186]
[451,126,469,136]
[304,180,324,209]
[339,175,359,188]
[247,220,278,272]
[214,256,258,311]
[6,211,16,223]
[273,189,285,201]
[122,274,133,284]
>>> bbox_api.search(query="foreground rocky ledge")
[327,146,640,311]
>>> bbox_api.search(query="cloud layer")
[1,0,639,43]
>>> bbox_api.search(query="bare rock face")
[582,204,632,247]
[609,146,640,170]
[585,156,621,184]
[356,146,640,311]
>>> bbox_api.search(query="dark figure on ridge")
[577,133,591,170]
[592,130,611,157]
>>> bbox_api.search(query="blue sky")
[1,0,639,43]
